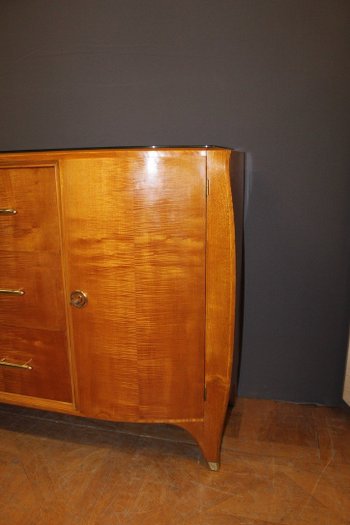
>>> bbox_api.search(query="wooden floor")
[0,397,349,525]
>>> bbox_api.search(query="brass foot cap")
[208,461,220,471]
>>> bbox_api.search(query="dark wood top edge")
[0,145,236,154]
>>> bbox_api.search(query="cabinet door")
[0,166,72,402]
[61,150,206,420]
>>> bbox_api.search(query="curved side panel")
[177,149,240,468]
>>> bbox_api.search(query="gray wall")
[1,0,349,404]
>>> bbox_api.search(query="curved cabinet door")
[61,150,206,420]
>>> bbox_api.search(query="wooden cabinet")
[0,147,244,470]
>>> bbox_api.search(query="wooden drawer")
[0,165,61,253]
[0,251,66,330]
[0,325,72,402]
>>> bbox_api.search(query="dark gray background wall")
[1,0,349,405]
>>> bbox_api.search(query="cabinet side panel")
[178,149,239,466]
[206,151,236,388]
[200,150,235,460]
[229,151,245,402]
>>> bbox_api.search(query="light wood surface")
[0,250,67,330]
[60,151,206,420]
[0,326,71,401]
[0,166,64,252]
[0,147,243,468]
[180,149,242,465]
[0,165,72,403]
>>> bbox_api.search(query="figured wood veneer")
[0,165,72,402]
[0,147,244,468]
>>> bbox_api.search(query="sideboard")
[0,146,244,470]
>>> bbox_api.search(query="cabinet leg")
[179,419,223,471]
[178,384,230,470]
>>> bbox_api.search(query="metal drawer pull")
[0,358,33,370]
[0,208,17,215]
[0,289,25,296]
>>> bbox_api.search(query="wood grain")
[0,165,72,404]
[0,250,67,330]
[0,325,72,401]
[0,166,62,253]
[60,151,207,421]
[181,149,244,465]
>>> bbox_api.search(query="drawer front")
[0,326,72,402]
[0,251,66,330]
[0,166,62,252]
[0,165,72,402]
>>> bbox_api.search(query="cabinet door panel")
[62,151,206,420]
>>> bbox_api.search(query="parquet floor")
[0,397,349,525]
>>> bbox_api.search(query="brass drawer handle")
[0,208,17,215]
[70,290,88,308]
[0,358,33,370]
[0,289,25,296]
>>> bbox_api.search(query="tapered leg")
[177,374,236,470]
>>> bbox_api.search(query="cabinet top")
[0,145,235,155]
